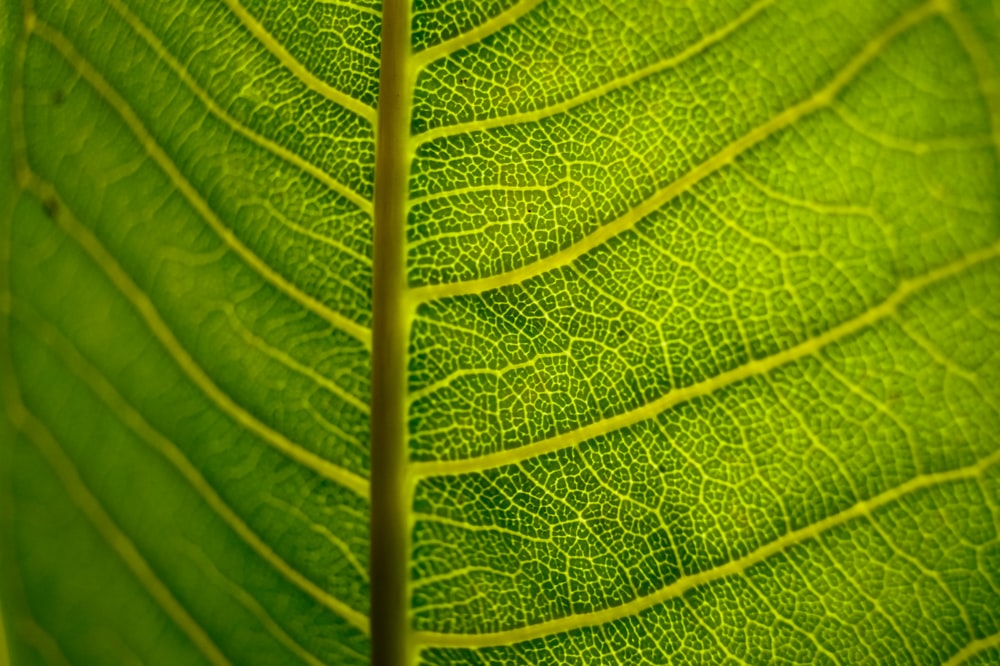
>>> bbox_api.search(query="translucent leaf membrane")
[405,0,1000,662]
[3,0,376,662]
[2,0,999,664]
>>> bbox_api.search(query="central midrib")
[369,1,413,665]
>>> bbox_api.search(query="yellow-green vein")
[28,19,373,346]
[16,175,370,498]
[217,0,377,124]
[412,0,773,144]
[411,236,1000,477]
[7,405,231,666]
[406,0,939,302]
[413,446,1000,648]
[411,0,545,70]
[9,300,370,633]
[101,0,373,213]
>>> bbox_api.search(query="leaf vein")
[944,628,1000,666]
[28,20,373,346]
[411,0,772,144]
[411,236,1000,477]
[6,405,232,666]
[407,0,940,301]
[411,0,545,70]
[16,176,370,498]
[7,301,370,632]
[413,445,1000,648]
[217,0,377,123]
[102,0,374,213]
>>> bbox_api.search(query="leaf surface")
[2,0,1000,664]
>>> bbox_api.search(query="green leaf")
[2,0,1000,664]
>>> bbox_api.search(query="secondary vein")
[17,175,370,498]
[413,445,1000,648]
[406,0,940,303]
[411,236,1000,478]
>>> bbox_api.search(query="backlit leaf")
[2,0,999,664]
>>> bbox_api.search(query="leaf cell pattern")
[2,0,1000,664]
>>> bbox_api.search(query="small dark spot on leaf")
[43,196,59,219]
[51,89,65,106]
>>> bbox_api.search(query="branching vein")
[407,0,940,302]
[413,445,1000,647]
[411,236,1000,477]
[17,175,370,498]
[218,0,377,123]
[28,19,373,346]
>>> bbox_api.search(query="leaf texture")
[2,0,1000,664]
